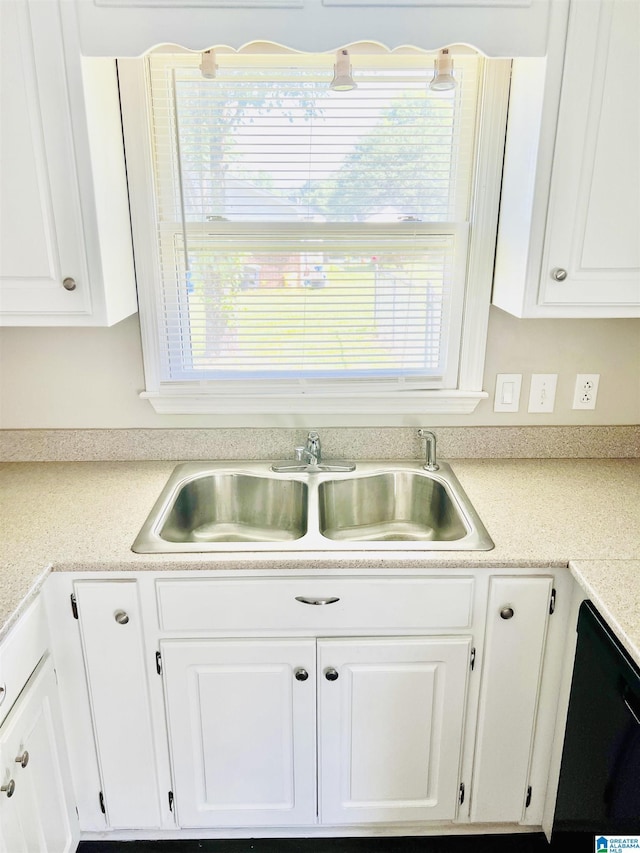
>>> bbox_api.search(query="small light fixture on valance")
[330,49,357,92]
[200,49,218,79]
[429,48,456,91]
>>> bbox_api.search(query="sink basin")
[135,470,307,548]
[318,471,468,542]
[132,461,493,553]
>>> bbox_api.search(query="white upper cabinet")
[0,0,137,326]
[493,0,640,317]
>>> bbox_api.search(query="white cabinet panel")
[0,655,79,853]
[539,0,640,311]
[155,576,474,633]
[75,580,162,829]
[161,638,317,827]
[318,636,471,824]
[493,0,640,317]
[0,0,137,326]
[470,576,553,822]
[0,0,90,319]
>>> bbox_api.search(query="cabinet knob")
[0,683,5,707]
[324,668,339,681]
[14,751,29,769]
[1,779,15,798]
[62,277,77,291]
[114,610,129,625]
[500,606,515,620]
[294,668,309,682]
[551,268,568,282]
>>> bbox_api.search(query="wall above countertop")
[1,310,639,431]
[1,425,638,462]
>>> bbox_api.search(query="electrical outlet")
[572,374,600,410]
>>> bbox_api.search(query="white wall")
[0,308,638,428]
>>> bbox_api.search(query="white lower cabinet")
[162,638,317,828]
[74,580,163,830]
[0,655,79,853]
[318,636,471,824]
[53,569,570,839]
[470,576,553,823]
[161,635,471,829]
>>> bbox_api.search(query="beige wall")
[1,308,639,428]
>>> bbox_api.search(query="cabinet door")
[540,0,640,314]
[75,580,163,829]
[0,0,90,320]
[318,636,471,824]
[161,638,317,827]
[0,655,79,853]
[470,576,553,823]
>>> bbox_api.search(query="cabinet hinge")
[99,791,106,815]
[525,785,532,808]
[70,593,78,620]
[168,791,174,813]
[549,588,556,615]
[459,782,465,805]
[156,651,163,675]
[470,647,476,671]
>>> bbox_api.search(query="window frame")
[118,51,511,416]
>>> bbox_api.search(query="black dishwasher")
[554,599,640,834]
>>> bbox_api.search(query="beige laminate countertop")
[1,458,639,663]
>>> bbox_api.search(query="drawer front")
[156,577,474,633]
[0,596,48,725]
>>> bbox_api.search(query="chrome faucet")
[296,431,322,466]
[418,429,439,472]
[271,430,355,473]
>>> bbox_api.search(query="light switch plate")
[528,374,557,413]
[494,374,522,413]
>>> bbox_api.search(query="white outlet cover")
[494,374,522,413]
[528,374,558,413]
[572,374,600,410]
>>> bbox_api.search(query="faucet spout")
[304,431,322,466]
[418,429,439,472]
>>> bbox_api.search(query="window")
[119,47,510,415]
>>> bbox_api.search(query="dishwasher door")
[554,599,640,833]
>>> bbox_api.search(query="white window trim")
[118,55,511,416]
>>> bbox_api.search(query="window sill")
[140,389,488,415]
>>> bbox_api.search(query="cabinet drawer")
[156,576,474,633]
[0,596,48,725]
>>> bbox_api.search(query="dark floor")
[77,833,597,852]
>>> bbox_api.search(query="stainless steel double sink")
[132,461,494,553]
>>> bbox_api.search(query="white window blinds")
[145,51,481,389]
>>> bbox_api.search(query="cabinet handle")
[0,683,5,707]
[551,268,568,282]
[14,751,29,769]
[295,596,340,606]
[114,610,130,625]
[1,780,15,798]
[324,668,339,681]
[294,668,309,682]
[500,606,515,620]
[62,277,77,291]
